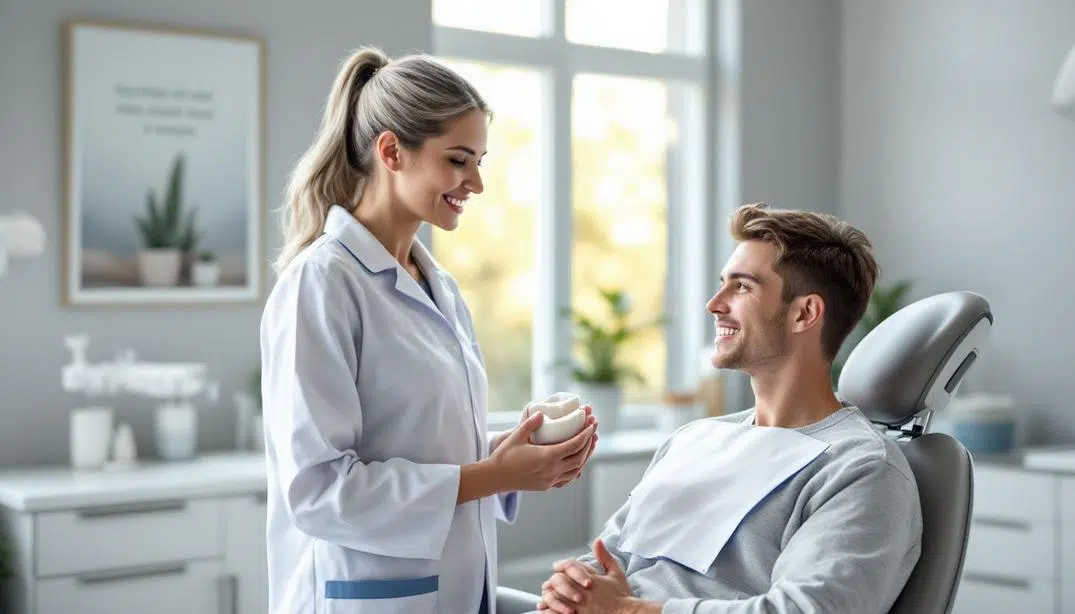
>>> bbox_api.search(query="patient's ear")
[789,294,825,334]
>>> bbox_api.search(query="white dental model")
[523,392,587,444]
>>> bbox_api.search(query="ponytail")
[273,47,388,273]
[273,47,490,274]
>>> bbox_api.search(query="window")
[431,61,547,413]
[565,0,706,55]
[434,0,711,412]
[432,0,549,38]
[572,74,674,402]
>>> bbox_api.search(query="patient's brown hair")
[729,202,879,361]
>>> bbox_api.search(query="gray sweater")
[568,406,922,614]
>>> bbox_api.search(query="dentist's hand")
[550,406,598,487]
[488,411,596,492]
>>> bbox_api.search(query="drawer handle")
[972,516,1030,531]
[77,562,187,585]
[962,572,1031,590]
[77,499,187,519]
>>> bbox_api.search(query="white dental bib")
[619,419,830,574]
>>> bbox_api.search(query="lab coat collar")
[323,204,397,274]
[323,204,457,325]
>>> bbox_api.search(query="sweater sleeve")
[662,459,922,614]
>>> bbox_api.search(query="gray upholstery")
[887,434,974,614]
[498,290,992,614]
[838,290,992,426]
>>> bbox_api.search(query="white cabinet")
[952,462,1075,614]
[35,559,226,614]
[1061,477,1075,614]
[0,454,268,614]
[223,493,269,614]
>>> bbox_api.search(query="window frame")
[431,0,719,420]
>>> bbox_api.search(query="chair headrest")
[837,291,993,426]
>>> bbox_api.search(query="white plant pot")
[137,249,181,287]
[573,382,623,433]
[192,261,220,287]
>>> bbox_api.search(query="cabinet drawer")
[35,498,222,577]
[952,573,1055,614]
[973,466,1055,524]
[36,559,228,614]
[964,520,1055,580]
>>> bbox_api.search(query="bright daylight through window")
[433,0,710,415]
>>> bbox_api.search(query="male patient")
[537,203,922,614]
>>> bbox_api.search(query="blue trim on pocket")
[325,576,439,600]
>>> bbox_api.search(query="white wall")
[717,0,843,410]
[0,0,430,467]
[842,0,1075,443]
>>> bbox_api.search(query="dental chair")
[496,290,993,614]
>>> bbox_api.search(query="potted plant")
[133,152,199,287]
[832,280,913,386]
[192,250,220,287]
[560,289,664,432]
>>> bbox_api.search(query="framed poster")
[63,19,265,306]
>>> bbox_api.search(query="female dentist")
[259,47,598,614]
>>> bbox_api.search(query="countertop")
[0,452,267,513]
[0,429,668,514]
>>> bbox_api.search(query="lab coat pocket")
[619,421,829,575]
[323,576,439,613]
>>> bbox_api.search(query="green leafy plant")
[134,152,200,250]
[198,250,217,263]
[559,289,664,385]
[832,280,913,385]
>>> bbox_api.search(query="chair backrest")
[889,434,974,614]
[837,290,993,614]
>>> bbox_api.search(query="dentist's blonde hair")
[273,47,490,273]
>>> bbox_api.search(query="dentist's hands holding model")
[491,393,600,491]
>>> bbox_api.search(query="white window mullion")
[566,45,706,82]
[532,0,573,399]
[671,83,712,393]
[433,27,558,69]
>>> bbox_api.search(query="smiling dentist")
[259,47,598,614]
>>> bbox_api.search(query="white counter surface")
[0,429,668,514]
[0,452,266,513]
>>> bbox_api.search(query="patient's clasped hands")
[538,539,649,614]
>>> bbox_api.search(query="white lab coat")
[260,204,519,614]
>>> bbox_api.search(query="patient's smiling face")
[706,240,792,372]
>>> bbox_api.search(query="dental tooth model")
[523,392,587,444]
